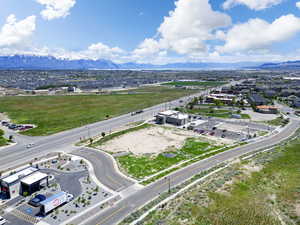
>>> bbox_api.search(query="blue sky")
[1,0,300,64]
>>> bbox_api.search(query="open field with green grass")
[140,134,300,225]
[180,107,250,119]
[0,87,196,136]
[162,81,227,87]
[117,138,221,180]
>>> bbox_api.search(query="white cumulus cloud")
[296,2,300,9]
[133,0,231,57]
[223,0,283,10]
[85,42,125,60]
[216,14,300,53]
[36,0,76,20]
[0,14,36,47]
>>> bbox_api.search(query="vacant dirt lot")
[101,126,201,155]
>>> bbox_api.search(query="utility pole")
[165,177,171,194]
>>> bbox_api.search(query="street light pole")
[165,177,171,194]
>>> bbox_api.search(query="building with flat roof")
[20,172,49,196]
[156,110,189,126]
[0,167,48,199]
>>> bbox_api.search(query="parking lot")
[182,115,275,143]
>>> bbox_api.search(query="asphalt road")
[83,118,300,225]
[73,148,134,192]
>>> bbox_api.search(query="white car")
[66,193,74,202]
[0,216,7,225]
[26,143,35,149]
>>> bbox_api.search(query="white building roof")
[158,110,178,116]
[173,113,189,120]
[2,167,38,184]
[21,172,48,185]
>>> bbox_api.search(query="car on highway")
[29,194,46,207]
[26,143,35,149]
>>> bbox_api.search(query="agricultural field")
[162,81,227,87]
[0,87,196,136]
[140,134,300,225]
[181,107,250,119]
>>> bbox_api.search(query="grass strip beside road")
[0,87,196,136]
[141,143,245,185]
[0,129,8,147]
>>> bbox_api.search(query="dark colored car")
[29,194,46,207]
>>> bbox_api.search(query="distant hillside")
[0,55,263,70]
[259,61,300,69]
[0,55,119,70]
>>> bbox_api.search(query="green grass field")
[117,138,220,179]
[0,87,196,136]
[162,81,227,87]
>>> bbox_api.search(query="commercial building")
[0,167,48,199]
[256,105,279,114]
[20,172,49,196]
[156,110,189,126]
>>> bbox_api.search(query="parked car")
[29,194,46,207]
[8,124,17,130]
[210,132,215,136]
[221,134,226,138]
[1,121,8,126]
[0,216,6,225]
